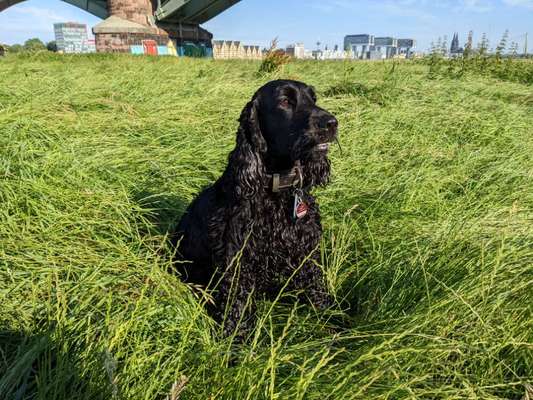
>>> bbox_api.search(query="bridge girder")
[0,0,239,24]
[155,0,240,23]
[0,0,108,19]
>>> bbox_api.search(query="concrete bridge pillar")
[92,0,213,54]
[107,0,154,27]
[93,0,167,54]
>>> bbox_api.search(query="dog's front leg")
[291,258,332,310]
[213,254,257,340]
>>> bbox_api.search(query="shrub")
[258,38,291,75]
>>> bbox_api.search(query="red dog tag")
[293,190,308,220]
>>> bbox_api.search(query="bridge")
[0,0,241,52]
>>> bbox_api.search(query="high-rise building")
[374,37,398,59]
[397,38,416,58]
[286,43,305,59]
[54,22,95,54]
[344,34,374,59]
[344,34,416,59]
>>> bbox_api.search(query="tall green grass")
[424,53,533,85]
[1,53,532,399]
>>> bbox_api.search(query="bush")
[24,38,47,52]
[258,38,291,75]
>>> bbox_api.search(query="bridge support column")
[107,0,154,26]
[93,0,168,53]
[92,0,214,54]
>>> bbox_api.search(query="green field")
[1,53,532,399]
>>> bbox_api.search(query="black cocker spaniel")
[173,79,339,337]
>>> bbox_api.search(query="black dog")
[173,80,338,337]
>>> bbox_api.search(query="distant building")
[374,37,398,59]
[311,48,349,60]
[243,45,261,59]
[311,50,323,60]
[344,34,374,59]
[54,22,95,54]
[86,39,96,53]
[286,43,305,59]
[344,34,416,59]
[449,33,463,56]
[212,40,261,59]
[397,38,416,58]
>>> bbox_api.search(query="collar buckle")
[270,160,303,193]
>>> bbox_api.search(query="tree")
[441,35,448,56]
[435,37,442,55]
[477,33,489,55]
[24,38,46,52]
[47,41,58,52]
[9,44,23,53]
[495,29,509,59]
[464,30,474,58]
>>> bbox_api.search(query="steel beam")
[0,0,108,19]
[65,0,108,19]
[1,0,237,30]
[155,0,240,23]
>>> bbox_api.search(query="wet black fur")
[172,80,338,337]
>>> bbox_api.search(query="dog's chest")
[253,194,321,256]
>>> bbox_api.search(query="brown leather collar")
[265,160,303,193]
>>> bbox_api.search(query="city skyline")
[0,0,531,53]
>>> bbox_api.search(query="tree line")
[2,38,57,53]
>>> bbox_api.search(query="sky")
[0,0,531,53]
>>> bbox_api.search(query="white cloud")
[463,0,494,13]
[502,0,533,9]
[0,5,70,43]
[309,0,361,13]
[459,0,494,12]
[11,5,68,22]
[0,3,99,44]
[310,0,436,22]
[378,1,436,22]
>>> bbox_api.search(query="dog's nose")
[326,118,338,130]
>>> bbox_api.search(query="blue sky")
[0,0,532,52]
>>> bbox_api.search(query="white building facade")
[54,22,95,54]
[286,43,305,59]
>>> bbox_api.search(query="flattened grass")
[0,53,532,399]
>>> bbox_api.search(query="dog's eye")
[279,98,291,108]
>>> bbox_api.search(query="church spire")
[450,32,460,54]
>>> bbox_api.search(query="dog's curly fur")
[172,80,338,337]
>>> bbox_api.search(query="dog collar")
[265,160,303,193]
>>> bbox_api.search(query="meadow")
[0,53,532,399]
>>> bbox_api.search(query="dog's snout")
[316,112,337,129]
[326,118,338,131]
[321,116,338,136]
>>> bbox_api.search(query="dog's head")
[231,80,338,196]
[253,80,338,167]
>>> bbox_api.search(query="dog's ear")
[238,97,266,153]
[224,97,266,200]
